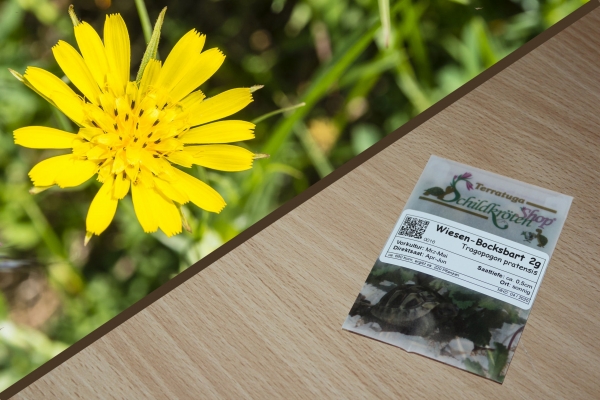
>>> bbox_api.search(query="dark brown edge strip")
[418,197,489,219]
[3,2,598,398]
[526,201,557,213]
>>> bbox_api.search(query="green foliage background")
[0,0,587,390]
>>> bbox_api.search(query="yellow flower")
[11,11,262,243]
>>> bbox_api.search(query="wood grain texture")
[13,7,600,400]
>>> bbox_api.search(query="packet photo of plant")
[342,155,573,383]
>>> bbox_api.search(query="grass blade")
[378,0,391,48]
[261,19,379,156]
[293,122,334,178]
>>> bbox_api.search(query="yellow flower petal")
[55,159,98,188]
[124,163,139,183]
[154,138,183,153]
[131,184,181,236]
[112,149,126,174]
[157,29,206,94]
[139,151,164,175]
[73,141,93,156]
[86,176,118,235]
[154,178,188,204]
[22,67,85,124]
[29,155,71,187]
[85,103,116,132]
[28,155,97,188]
[78,127,103,141]
[113,172,130,199]
[168,48,225,103]
[139,59,161,97]
[131,183,158,233]
[166,151,194,168]
[14,126,78,149]
[180,90,206,110]
[53,95,85,127]
[125,146,142,165]
[93,132,120,146]
[104,14,130,95]
[180,120,255,144]
[98,92,116,116]
[171,168,226,213]
[187,88,253,127]
[185,145,254,171]
[74,21,109,90]
[153,190,182,237]
[137,168,155,188]
[52,40,101,104]
[86,145,109,160]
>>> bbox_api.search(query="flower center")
[74,82,190,186]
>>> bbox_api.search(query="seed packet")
[342,155,572,383]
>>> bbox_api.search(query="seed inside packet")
[342,155,572,383]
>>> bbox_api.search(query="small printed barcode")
[398,217,429,239]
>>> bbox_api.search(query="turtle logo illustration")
[351,284,458,336]
[521,231,536,243]
[423,172,473,202]
[521,229,548,248]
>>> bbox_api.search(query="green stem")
[293,122,334,178]
[378,0,391,48]
[134,0,152,43]
[251,103,306,124]
[19,189,68,261]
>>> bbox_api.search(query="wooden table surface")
[10,3,600,399]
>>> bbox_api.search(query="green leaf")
[464,359,485,376]
[427,279,446,290]
[266,163,305,180]
[136,7,167,83]
[449,290,477,309]
[487,342,509,382]
[338,51,402,88]
[371,263,398,277]
[457,309,509,347]
[477,297,503,311]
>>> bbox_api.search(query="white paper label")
[379,209,549,309]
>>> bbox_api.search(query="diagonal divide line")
[2,1,599,397]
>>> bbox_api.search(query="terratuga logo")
[420,172,556,246]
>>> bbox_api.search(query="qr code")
[398,217,429,239]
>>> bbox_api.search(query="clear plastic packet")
[342,155,573,383]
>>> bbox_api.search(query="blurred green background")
[0,0,587,390]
